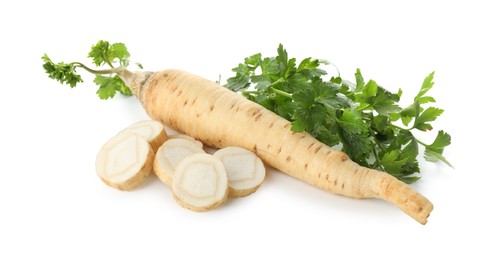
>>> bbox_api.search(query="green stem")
[416,139,428,147]
[271,87,292,98]
[242,90,259,95]
[372,146,381,167]
[71,62,124,75]
[103,53,115,69]
[270,77,286,88]
[391,123,414,132]
[358,104,372,111]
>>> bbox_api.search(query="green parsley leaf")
[416,71,435,101]
[43,40,142,100]
[414,107,444,131]
[276,44,296,77]
[109,43,130,67]
[224,44,452,183]
[41,54,83,88]
[336,109,373,163]
[424,130,453,167]
[88,40,111,67]
[94,75,132,100]
[354,68,365,92]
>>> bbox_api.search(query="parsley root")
[95,133,154,191]
[122,69,433,223]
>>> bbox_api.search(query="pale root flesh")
[167,134,204,149]
[117,120,167,152]
[214,147,266,197]
[124,69,434,224]
[172,154,228,211]
[95,133,154,191]
[153,139,205,186]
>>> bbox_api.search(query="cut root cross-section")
[214,147,266,197]
[153,139,206,186]
[95,133,154,191]
[172,154,229,211]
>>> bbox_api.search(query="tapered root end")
[377,176,434,224]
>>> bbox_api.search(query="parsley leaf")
[88,40,131,68]
[109,43,130,67]
[337,109,372,163]
[88,40,111,67]
[225,44,452,183]
[414,107,444,131]
[42,54,83,88]
[424,130,453,167]
[94,75,132,100]
[43,40,140,100]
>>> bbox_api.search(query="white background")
[1,0,492,259]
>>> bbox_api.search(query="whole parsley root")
[42,41,447,224]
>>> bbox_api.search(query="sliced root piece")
[95,133,154,191]
[167,134,203,149]
[153,139,205,186]
[172,154,228,211]
[214,147,266,197]
[117,120,167,152]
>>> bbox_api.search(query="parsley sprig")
[42,40,137,99]
[225,44,452,183]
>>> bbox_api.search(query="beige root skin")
[126,69,433,224]
[95,133,154,191]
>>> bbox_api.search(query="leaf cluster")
[42,40,134,99]
[225,44,452,183]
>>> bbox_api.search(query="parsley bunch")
[225,44,452,183]
[42,40,138,99]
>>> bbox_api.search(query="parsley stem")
[372,146,381,167]
[416,139,428,147]
[241,90,259,96]
[270,87,292,98]
[71,62,124,75]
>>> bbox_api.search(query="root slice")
[214,147,266,197]
[172,154,228,211]
[95,133,154,191]
[153,139,205,186]
[167,134,203,149]
[117,120,167,152]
